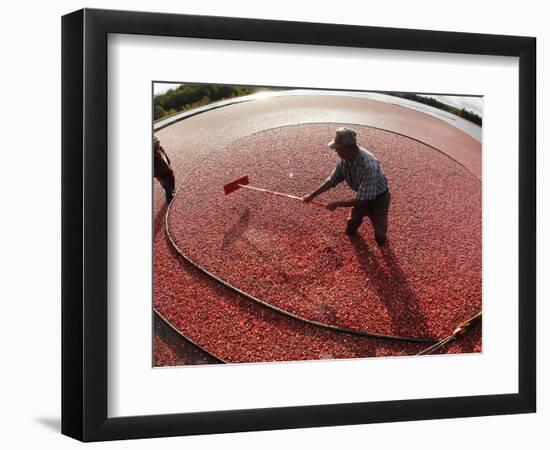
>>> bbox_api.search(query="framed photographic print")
[62,8,536,441]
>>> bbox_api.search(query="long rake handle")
[238,184,327,207]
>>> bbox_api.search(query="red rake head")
[223,175,249,195]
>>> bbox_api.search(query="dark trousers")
[155,171,175,202]
[346,189,390,243]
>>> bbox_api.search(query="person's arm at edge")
[160,146,172,166]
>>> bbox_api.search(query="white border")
[107,34,518,417]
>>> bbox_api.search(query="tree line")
[388,93,482,126]
[155,86,482,127]
[154,84,264,120]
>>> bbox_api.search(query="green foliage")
[154,105,166,121]
[153,84,266,120]
[457,108,482,126]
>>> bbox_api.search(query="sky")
[154,82,183,95]
[418,94,483,116]
[153,82,483,116]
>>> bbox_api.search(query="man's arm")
[159,146,172,166]
[302,179,333,203]
[305,184,363,211]
[326,172,371,211]
[325,197,363,211]
[303,164,343,203]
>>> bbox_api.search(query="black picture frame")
[61,8,536,442]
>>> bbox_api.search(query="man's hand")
[303,180,333,204]
[326,202,340,211]
[302,193,315,203]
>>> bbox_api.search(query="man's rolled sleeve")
[327,164,344,187]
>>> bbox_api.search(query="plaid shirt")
[327,147,388,201]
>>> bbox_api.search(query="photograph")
[0,0,543,447]
[152,83,483,366]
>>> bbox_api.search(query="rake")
[223,176,326,208]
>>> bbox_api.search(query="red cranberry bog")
[153,91,482,366]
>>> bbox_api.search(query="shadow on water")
[221,208,292,283]
[154,314,221,365]
[153,203,169,240]
[222,208,250,250]
[350,235,430,338]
